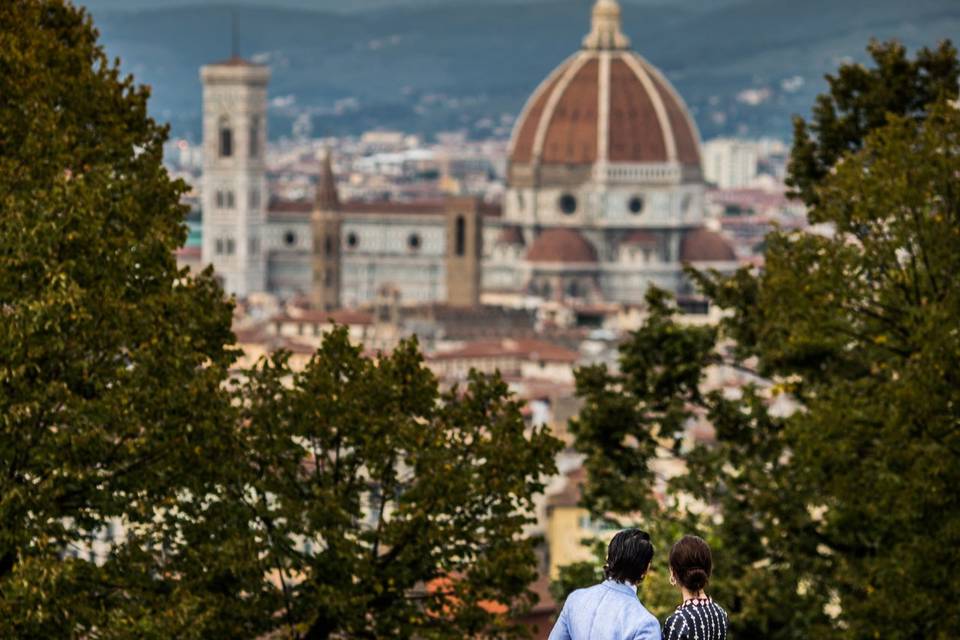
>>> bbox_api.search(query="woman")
[663,535,728,640]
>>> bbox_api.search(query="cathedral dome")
[527,228,598,263]
[680,228,736,262]
[509,0,701,173]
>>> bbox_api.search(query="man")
[548,528,660,640]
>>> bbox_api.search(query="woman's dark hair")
[669,535,713,591]
[603,528,654,584]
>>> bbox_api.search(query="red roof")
[175,246,201,258]
[680,228,737,262]
[497,225,526,246]
[268,198,502,220]
[622,230,658,246]
[510,52,700,168]
[273,309,375,326]
[429,338,579,364]
[526,228,597,264]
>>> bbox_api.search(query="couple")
[549,529,728,640]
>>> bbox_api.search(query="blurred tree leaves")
[0,3,561,637]
[562,42,960,639]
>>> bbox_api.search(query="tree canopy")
[0,3,562,637]
[563,41,960,639]
[787,39,959,208]
[0,1,236,635]
[193,329,561,639]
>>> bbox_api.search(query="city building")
[196,0,738,309]
[199,57,270,297]
[702,137,760,189]
[485,0,738,303]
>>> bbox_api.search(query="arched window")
[455,215,466,257]
[218,116,233,158]
[249,116,260,158]
[225,191,235,209]
[216,190,224,208]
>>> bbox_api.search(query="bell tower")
[310,151,342,311]
[445,197,483,308]
[200,57,269,297]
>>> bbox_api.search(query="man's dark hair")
[603,528,654,584]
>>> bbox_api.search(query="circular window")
[559,193,577,215]
[346,232,358,249]
[283,230,297,246]
[629,196,645,215]
[408,233,421,251]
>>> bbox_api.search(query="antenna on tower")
[230,9,239,60]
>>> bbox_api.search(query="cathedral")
[198,0,737,308]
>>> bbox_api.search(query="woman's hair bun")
[669,535,713,591]
[682,567,709,591]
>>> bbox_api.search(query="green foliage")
[787,39,959,209]
[193,328,561,639]
[1,3,562,637]
[562,40,960,639]
[0,0,236,636]
[570,288,717,518]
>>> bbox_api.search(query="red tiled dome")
[509,1,701,171]
[497,225,525,246]
[622,230,658,246]
[680,228,736,262]
[527,228,597,264]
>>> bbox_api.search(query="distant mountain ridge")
[88,0,960,142]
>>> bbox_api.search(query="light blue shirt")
[548,580,661,640]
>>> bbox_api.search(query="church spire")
[316,149,340,211]
[582,0,630,51]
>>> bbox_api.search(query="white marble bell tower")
[200,56,269,297]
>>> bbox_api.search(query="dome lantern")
[583,0,630,51]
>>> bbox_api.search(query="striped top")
[663,597,728,640]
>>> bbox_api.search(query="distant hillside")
[89,0,960,142]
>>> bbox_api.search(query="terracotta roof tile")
[429,338,579,364]
[497,225,526,246]
[680,228,737,262]
[541,59,600,165]
[608,57,666,163]
[273,309,375,326]
[622,230,658,246]
[526,228,597,264]
[511,60,572,164]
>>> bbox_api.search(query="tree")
[191,328,561,639]
[729,102,960,638]
[563,41,960,639]
[0,1,236,636]
[787,39,959,208]
[564,290,830,637]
